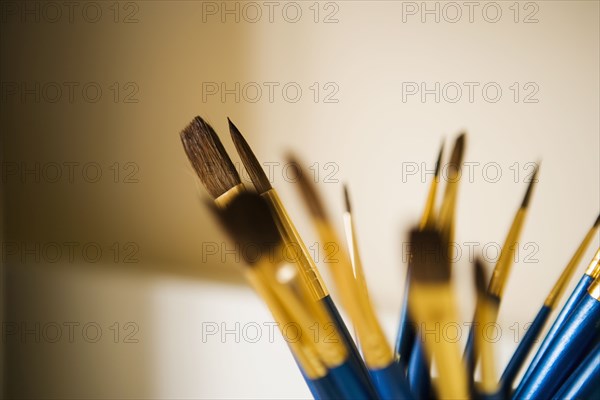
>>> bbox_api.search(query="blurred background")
[1,1,598,398]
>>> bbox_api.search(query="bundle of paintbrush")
[180,115,600,400]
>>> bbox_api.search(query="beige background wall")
[2,1,599,398]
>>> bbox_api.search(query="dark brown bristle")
[286,154,329,221]
[435,141,445,178]
[593,213,600,228]
[180,116,241,198]
[474,259,488,296]
[214,192,282,265]
[448,132,466,174]
[228,118,272,194]
[409,228,450,283]
[343,184,352,213]
[521,163,540,208]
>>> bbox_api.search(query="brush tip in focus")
[180,116,241,199]
[521,163,540,208]
[409,228,450,283]
[228,117,273,194]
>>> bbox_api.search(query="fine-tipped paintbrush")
[500,216,600,394]
[515,244,600,396]
[211,192,338,399]
[513,274,600,399]
[403,143,445,398]
[342,186,414,400]
[180,116,244,207]
[473,259,499,397]
[408,228,469,399]
[284,155,358,335]
[396,141,444,371]
[464,166,539,376]
[227,118,377,398]
[437,133,466,246]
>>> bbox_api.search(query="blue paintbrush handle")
[512,292,600,399]
[407,338,431,399]
[395,269,416,369]
[321,295,380,399]
[552,340,600,400]
[500,304,552,394]
[369,361,414,399]
[516,274,593,391]
[305,373,340,400]
[328,360,372,399]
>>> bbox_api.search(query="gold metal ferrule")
[584,248,600,279]
[409,283,469,399]
[488,208,526,298]
[214,184,245,208]
[545,239,600,308]
[261,189,329,300]
[588,277,600,301]
[243,265,327,379]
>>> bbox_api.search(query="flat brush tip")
[409,228,450,283]
[474,258,487,295]
[180,116,241,199]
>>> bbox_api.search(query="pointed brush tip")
[435,141,445,176]
[521,164,540,208]
[343,184,352,213]
[594,213,600,228]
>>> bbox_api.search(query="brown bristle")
[214,192,282,265]
[521,163,540,208]
[343,184,352,213]
[228,118,272,194]
[409,228,450,283]
[435,141,445,178]
[593,213,600,228]
[447,132,466,174]
[474,258,488,296]
[286,154,329,221]
[180,116,241,198]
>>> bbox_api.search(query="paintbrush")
[437,133,466,247]
[515,244,600,396]
[464,166,539,378]
[180,116,244,207]
[227,118,378,398]
[513,274,600,399]
[552,340,600,400]
[210,192,338,399]
[404,142,445,399]
[342,186,414,399]
[473,259,499,397]
[284,155,359,336]
[408,227,469,399]
[499,216,600,394]
[397,141,444,370]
